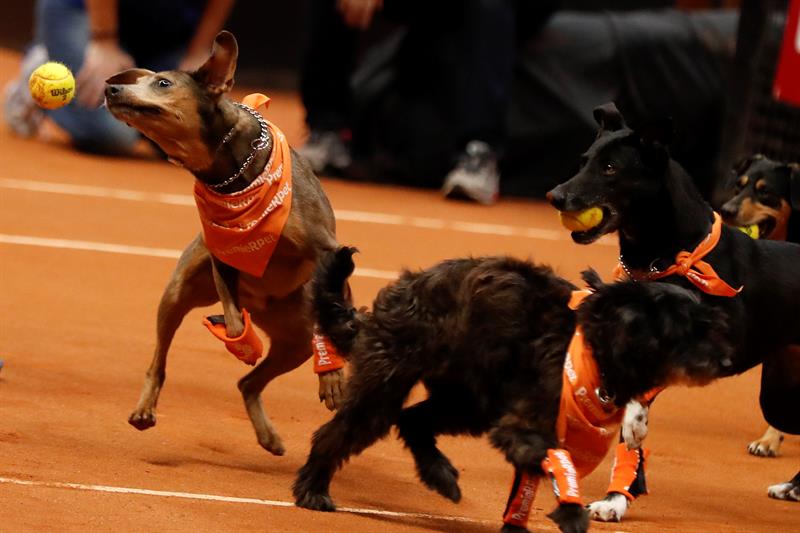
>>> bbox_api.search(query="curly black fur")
[295,250,737,532]
[312,246,360,354]
[579,270,736,405]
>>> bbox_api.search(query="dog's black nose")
[105,85,122,98]
[546,186,566,210]
[719,202,738,220]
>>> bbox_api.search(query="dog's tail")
[313,246,360,355]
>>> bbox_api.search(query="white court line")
[0,234,398,280]
[0,178,614,245]
[0,476,494,526]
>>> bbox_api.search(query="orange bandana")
[551,290,631,478]
[614,213,742,297]
[193,93,292,277]
[557,314,625,476]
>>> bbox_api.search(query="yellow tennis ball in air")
[736,224,760,239]
[559,206,604,232]
[28,62,75,109]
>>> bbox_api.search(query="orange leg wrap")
[606,443,650,500]
[312,328,346,374]
[503,469,540,528]
[202,309,263,366]
[542,448,583,505]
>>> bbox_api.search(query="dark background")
[1,1,738,88]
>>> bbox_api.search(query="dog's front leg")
[490,419,587,532]
[587,396,656,522]
[129,239,218,430]
[622,399,649,449]
[204,255,263,365]
[210,256,244,336]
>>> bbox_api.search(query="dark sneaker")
[296,130,352,174]
[3,44,48,138]
[441,140,500,205]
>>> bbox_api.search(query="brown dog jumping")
[105,31,346,456]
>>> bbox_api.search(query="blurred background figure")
[297,0,558,205]
[4,0,235,156]
[1,1,796,201]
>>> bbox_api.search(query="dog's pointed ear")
[193,31,238,95]
[789,162,800,210]
[593,102,627,134]
[733,153,761,176]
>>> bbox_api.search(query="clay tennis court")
[0,49,796,532]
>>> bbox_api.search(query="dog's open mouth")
[570,206,617,244]
[107,102,162,117]
[754,216,776,239]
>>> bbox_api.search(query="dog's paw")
[622,400,649,450]
[256,433,286,456]
[318,368,346,411]
[767,481,800,502]
[747,429,783,457]
[500,524,530,533]
[295,491,337,511]
[418,454,462,503]
[547,503,589,533]
[128,409,157,431]
[587,492,629,522]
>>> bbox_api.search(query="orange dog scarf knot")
[614,212,742,297]
[202,309,264,365]
[193,93,293,277]
[312,327,346,374]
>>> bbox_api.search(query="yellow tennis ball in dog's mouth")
[736,224,760,239]
[28,62,75,109]
[559,206,604,232]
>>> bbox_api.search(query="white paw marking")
[587,493,629,522]
[767,482,800,501]
[622,400,649,450]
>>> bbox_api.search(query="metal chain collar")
[617,255,661,281]
[207,102,272,190]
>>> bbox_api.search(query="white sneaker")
[3,44,49,138]
[296,130,352,174]
[441,140,500,205]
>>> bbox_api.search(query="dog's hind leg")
[129,238,217,430]
[240,288,314,456]
[294,353,420,512]
[397,386,486,503]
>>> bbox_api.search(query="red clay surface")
[0,49,797,532]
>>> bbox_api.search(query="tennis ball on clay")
[29,62,75,109]
[736,224,760,239]
[559,206,604,232]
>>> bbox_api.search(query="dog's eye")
[602,163,617,176]
[156,78,172,89]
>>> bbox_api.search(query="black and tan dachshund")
[293,247,735,533]
[547,103,800,506]
[720,154,800,242]
[719,155,800,459]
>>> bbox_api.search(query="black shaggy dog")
[293,247,733,533]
